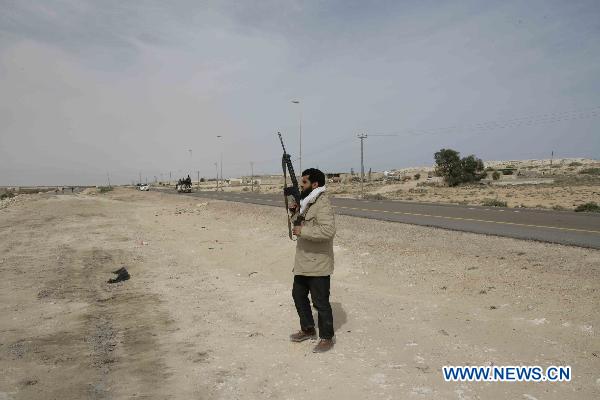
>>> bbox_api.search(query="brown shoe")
[312,338,335,353]
[289,328,317,342]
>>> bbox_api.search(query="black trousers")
[292,275,334,339]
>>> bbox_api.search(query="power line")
[272,105,600,168]
[371,105,600,138]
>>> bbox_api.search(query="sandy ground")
[1,188,599,399]
[177,158,600,210]
[330,179,600,209]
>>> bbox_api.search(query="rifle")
[277,132,302,240]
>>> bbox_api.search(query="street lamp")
[214,162,218,191]
[216,135,224,191]
[291,100,302,174]
[188,149,193,180]
[250,161,254,192]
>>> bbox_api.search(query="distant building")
[228,178,243,186]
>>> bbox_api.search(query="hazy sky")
[1,0,599,185]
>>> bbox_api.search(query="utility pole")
[216,135,224,191]
[357,133,398,199]
[550,150,554,166]
[250,162,254,192]
[358,134,367,198]
[139,172,142,186]
[169,171,171,186]
[197,171,200,188]
[107,172,111,188]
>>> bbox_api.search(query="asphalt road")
[177,190,600,249]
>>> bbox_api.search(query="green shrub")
[492,171,501,180]
[574,202,600,212]
[98,186,113,193]
[482,198,507,207]
[0,192,15,200]
[568,162,583,167]
[579,168,600,175]
[364,193,385,200]
[413,173,421,180]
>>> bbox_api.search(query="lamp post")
[188,149,193,184]
[216,135,224,191]
[250,161,254,192]
[214,162,218,191]
[291,100,302,174]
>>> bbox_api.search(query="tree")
[434,149,462,186]
[460,154,485,183]
[434,148,485,186]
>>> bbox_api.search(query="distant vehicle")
[176,183,192,193]
[176,176,193,193]
[139,184,150,191]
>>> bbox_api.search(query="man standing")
[289,168,336,353]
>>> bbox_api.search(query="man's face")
[300,175,318,199]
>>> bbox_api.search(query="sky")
[1,0,599,186]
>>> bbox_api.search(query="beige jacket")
[293,193,336,276]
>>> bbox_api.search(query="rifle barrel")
[278,132,288,155]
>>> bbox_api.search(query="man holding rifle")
[288,168,336,353]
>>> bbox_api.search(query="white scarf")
[300,186,326,215]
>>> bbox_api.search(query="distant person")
[288,168,336,353]
[71,187,74,193]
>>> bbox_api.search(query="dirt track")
[1,188,599,399]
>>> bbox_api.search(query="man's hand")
[289,202,299,213]
[292,226,302,236]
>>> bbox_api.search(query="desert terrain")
[1,188,599,399]
[160,157,600,211]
